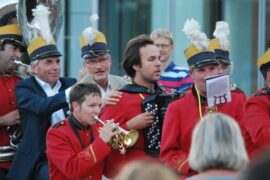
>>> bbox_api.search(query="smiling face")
[0,43,23,73]
[72,94,102,126]
[84,53,111,85]
[133,44,161,88]
[32,57,61,87]
[189,64,220,97]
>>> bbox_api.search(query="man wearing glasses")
[79,27,128,103]
[150,29,193,93]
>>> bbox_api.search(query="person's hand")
[102,90,122,108]
[99,120,119,143]
[0,110,20,126]
[126,112,154,130]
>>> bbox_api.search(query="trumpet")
[93,116,139,154]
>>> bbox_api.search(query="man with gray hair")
[150,28,193,93]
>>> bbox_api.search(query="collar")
[35,76,61,90]
[191,85,207,104]
[164,62,176,72]
[69,114,90,131]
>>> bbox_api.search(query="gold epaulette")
[230,83,245,94]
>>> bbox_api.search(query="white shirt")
[35,76,66,125]
[96,82,112,97]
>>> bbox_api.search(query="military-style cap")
[80,27,109,59]
[27,36,61,61]
[25,4,61,62]
[208,21,230,65]
[183,19,218,69]
[257,48,270,79]
[0,24,24,47]
[79,14,109,59]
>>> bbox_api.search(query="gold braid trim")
[178,158,189,172]
[78,145,97,162]
[171,155,188,172]
[89,145,97,163]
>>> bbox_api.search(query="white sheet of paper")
[205,74,231,107]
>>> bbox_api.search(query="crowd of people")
[1,3,270,180]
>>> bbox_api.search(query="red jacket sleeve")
[46,128,111,178]
[160,102,190,175]
[245,95,270,149]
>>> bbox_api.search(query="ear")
[132,64,141,72]
[71,101,80,113]
[31,62,38,74]
[189,69,193,79]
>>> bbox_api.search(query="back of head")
[114,160,179,180]
[122,34,153,78]
[150,28,174,44]
[189,113,249,172]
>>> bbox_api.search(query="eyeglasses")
[84,54,110,66]
[155,44,171,49]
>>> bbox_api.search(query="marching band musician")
[100,34,162,178]
[46,83,118,180]
[160,19,254,178]
[208,21,246,100]
[7,4,76,180]
[0,21,26,180]
[78,18,128,106]
[245,48,270,157]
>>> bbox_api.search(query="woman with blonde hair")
[187,113,249,180]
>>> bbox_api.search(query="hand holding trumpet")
[94,116,139,154]
[99,120,120,143]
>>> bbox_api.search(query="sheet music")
[205,74,231,107]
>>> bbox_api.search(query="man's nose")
[14,48,22,59]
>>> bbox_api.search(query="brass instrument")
[93,116,139,154]
[14,60,32,78]
[18,0,63,46]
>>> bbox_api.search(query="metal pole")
[257,0,266,88]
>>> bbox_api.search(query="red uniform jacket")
[160,89,254,177]
[0,75,21,169]
[100,91,155,178]
[245,88,270,156]
[46,118,112,180]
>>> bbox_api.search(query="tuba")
[93,116,139,154]
[17,0,63,46]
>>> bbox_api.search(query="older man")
[7,4,76,180]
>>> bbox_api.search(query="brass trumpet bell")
[93,116,139,154]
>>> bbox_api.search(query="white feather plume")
[213,21,230,50]
[182,19,209,50]
[83,14,100,46]
[90,13,99,26]
[82,27,99,46]
[32,4,52,44]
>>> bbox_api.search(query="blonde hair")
[189,113,249,172]
[114,160,179,180]
[150,29,174,44]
